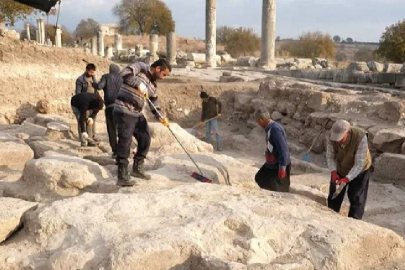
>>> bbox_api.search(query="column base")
[259,60,277,71]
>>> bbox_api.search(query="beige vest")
[332,127,372,177]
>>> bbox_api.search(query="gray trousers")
[72,106,96,140]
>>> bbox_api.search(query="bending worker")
[114,59,171,187]
[326,120,372,220]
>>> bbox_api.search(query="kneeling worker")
[71,93,104,147]
[326,120,371,220]
[254,108,291,193]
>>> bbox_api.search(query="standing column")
[40,18,46,45]
[166,32,177,66]
[97,30,105,57]
[55,25,62,48]
[205,0,217,68]
[149,34,159,62]
[91,35,98,55]
[260,0,277,70]
[36,19,41,43]
[115,34,123,51]
[25,23,31,40]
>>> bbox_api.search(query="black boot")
[117,164,135,186]
[131,159,151,180]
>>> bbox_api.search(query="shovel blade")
[191,172,212,183]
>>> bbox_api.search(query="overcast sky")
[19,0,405,42]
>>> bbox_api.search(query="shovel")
[332,183,347,199]
[189,116,219,135]
[146,97,213,183]
[302,118,331,162]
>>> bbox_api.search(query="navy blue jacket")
[264,121,291,170]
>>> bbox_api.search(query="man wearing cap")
[326,119,372,220]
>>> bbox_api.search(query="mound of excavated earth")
[0,184,404,270]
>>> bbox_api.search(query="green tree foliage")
[280,32,335,59]
[0,0,34,25]
[113,0,175,35]
[376,20,405,63]
[333,35,341,43]
[217,27,260,57]
[346,37,354,44]
[74,18,99,40]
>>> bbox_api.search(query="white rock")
[3,185,404,269]
[4,154,111,201]
[149,123,213,154]
[234,94,254,114]
[236,56,257,68]
[271,111,283,121]
[0,141,34,170]
[0,198,37,243]
[374,153,405,184]
[367,61,384,72]
[372,128,405,153]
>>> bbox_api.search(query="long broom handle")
[192,116,219,129]
[305,118,331,154]
[146,98,204,176]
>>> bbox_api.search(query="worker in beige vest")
[326,120,372,220]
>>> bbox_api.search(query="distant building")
[98,24,119,36]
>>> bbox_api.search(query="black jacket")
[201,97,222,121]
[71,93,103,132]
[97,64,123,107]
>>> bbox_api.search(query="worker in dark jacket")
[114,59,171,186]
[75,63,100,141]
[97,64,123,157]
[199,92,222,151]
[254,107,291,193]
[71,93,104,147]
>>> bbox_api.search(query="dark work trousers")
[255,163,291,193]
[105,107,117,154]
[115,112,151,166]
[327,169,370,220]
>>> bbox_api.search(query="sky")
[16,0,405,42]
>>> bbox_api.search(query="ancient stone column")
[115,34,122,51]
[205,0,217,68]
[91,35,97,55]
[135,45,143,57]
[149,34,159,62]
[97,30,105,57]
[55,25,62,48]
[166,32,177,66]
[260,0,277,70]
[46,38,52,46]
[36,19,42,44]
[25,23,31,40]
[40,18,46,45]
[106,46,114,59]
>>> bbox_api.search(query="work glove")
[160,118,169,127]
[337,177,349,185]
[81,132,89,140]
[331,171,340,184]
[87,118,94,126]
[278,169,287,179]
[217,114,222,118]
[198,121,204,127]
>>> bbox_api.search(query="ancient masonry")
[55,25,62,48]
[97,30,105,57]
[205,0,217,68]
[166,32,177,66]
[25,23,31,41]
[260,0,277,70]
[149,34,159,63]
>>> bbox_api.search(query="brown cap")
[330,120,350,141]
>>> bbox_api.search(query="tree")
[346,37,354,44]
[333,35,341,43]
[280,32,335,59]
[216,26,234,45]
[376,20,405,63]
[224,27,260,57]
[113,0,175,35]
[276,36,281,41]
[74,18,99,40]
[45,24,74,45]
[0,0,34,26]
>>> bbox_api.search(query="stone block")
[374,153,405,184]
[395,74,405,88]
[377,73,396,84]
